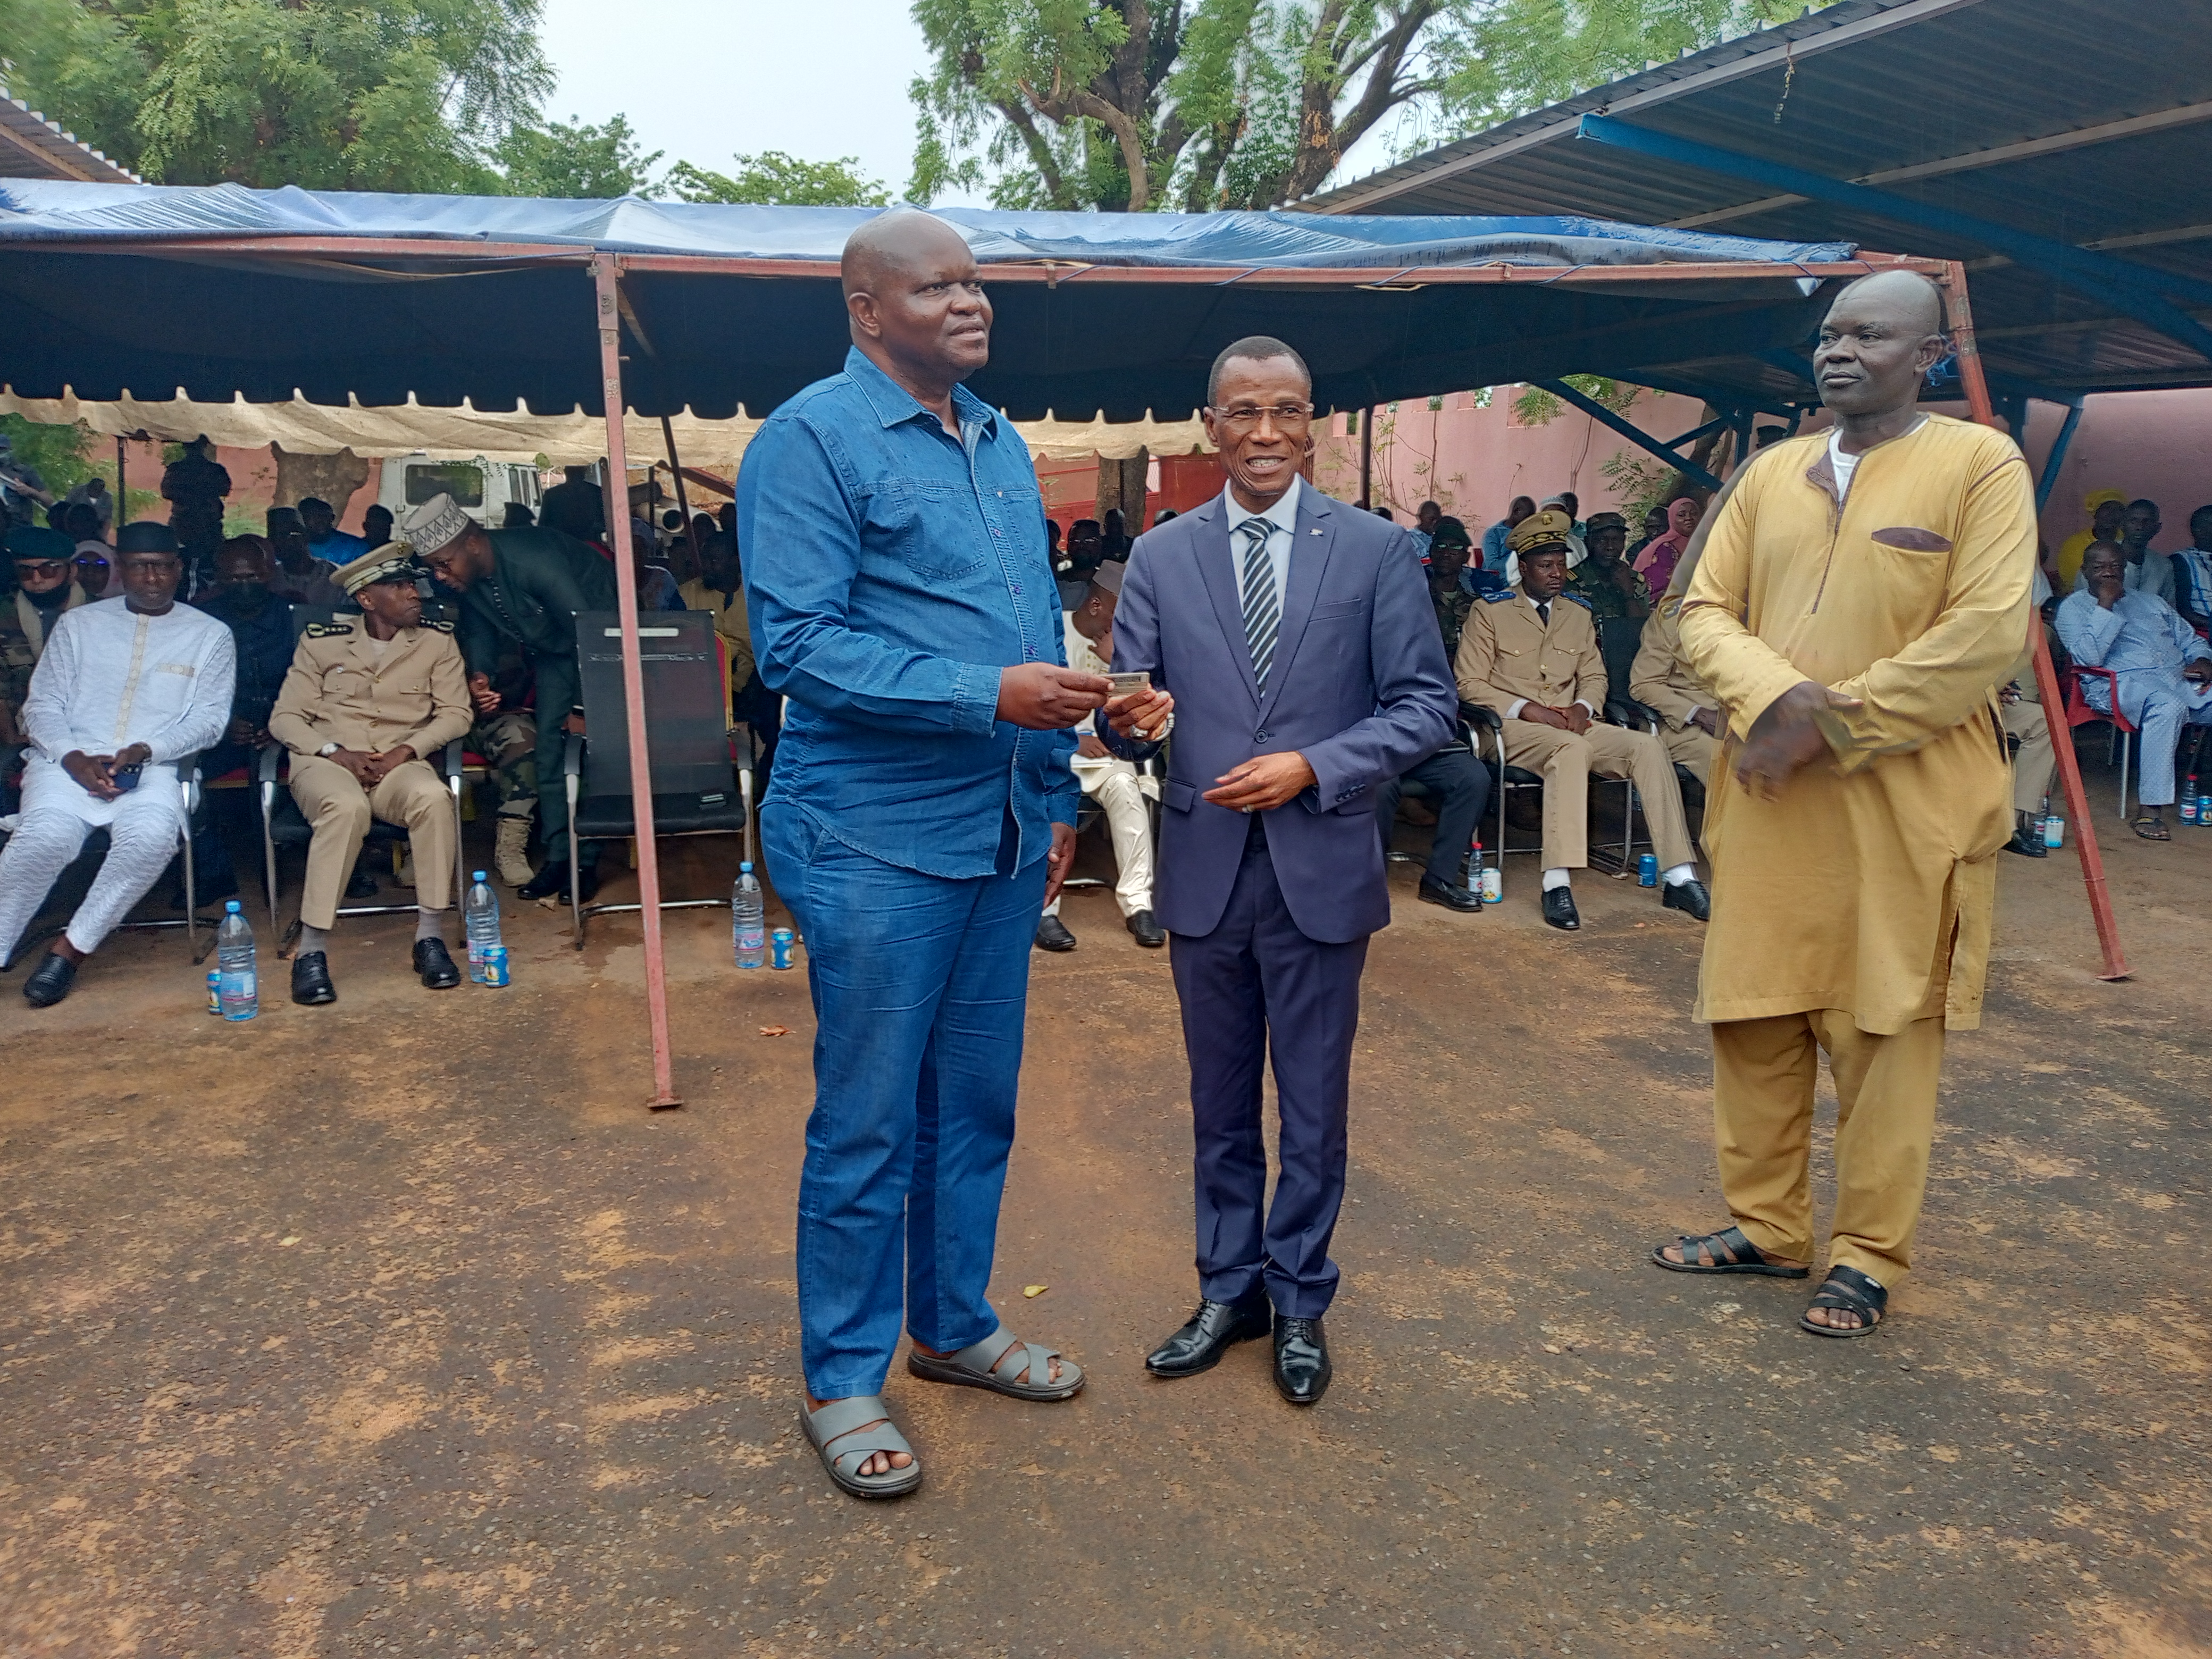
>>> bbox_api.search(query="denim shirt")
[738,347,1078,878]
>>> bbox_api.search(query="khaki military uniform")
[268,616,472,928]
[1998,641,2055,816]
[1628,597,1720,785]
[1455,585,1694,872]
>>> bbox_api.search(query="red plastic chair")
[2061,664,2136,819]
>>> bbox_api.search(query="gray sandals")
[800,1395,924,1499]
[906,1325,1085,1401]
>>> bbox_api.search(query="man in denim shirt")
[739,211,1109,1499]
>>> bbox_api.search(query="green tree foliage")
[493,114,663,198]
[908,0,1837,212]
[0,0,551,191]
[666,152,892,208]
[0,414,100,500]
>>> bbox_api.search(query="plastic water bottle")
[215,901,257,1021]
[1470,839,1502,905]
[464,870,502,984]
[2183,778,2199,825]
[733,862,766,968]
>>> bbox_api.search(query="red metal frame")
[1942,260,2131,981]
[592,255,683,1107]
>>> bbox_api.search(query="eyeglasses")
[1210,403,1314,431]
[14,560,70,576]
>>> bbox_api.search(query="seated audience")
[73,538,116,599]
[466,640,540,887]
[1151,508,1179,528]
[62,501,112,581]
[265,507,346,607]
[1410,498,1443,559]
[298,496,370,564]
[3,526,91,794]
[266,548,473,1002]
[1102,507,1132,562]
[1628,502,1669,564]
[2073,498,2177,606]
[1998,644,2056,858]
[1455,513,1707,932]
[363,503,395,548]
[1632,495,1702,596]
[678,531,756,712]
[1425,522,1476,655]
[2056,538,2212,841]
[2171,505,2212,635]
[2057,488,2126,590]
[1502,496,1586,590]
[1037,562,1162,950]
[0,533,234,1006]
[501,501,535,529]
[1481,495,1533,577]
[1059,518,1103,609]
[190,535,297,777]
[1376,732,1492,916]
[1565,511,1653,621]
[1629,591,1720,788]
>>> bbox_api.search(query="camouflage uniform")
[1565,558,1654,622]
[1,585,87,797]
[470,642,539,884]
[1429,580,1474,660]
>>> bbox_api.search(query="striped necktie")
[1237,516,1279,689]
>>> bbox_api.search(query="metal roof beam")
[1578,114,2212,366]
[1533,379,1724,492]
[1670,99,2212,231]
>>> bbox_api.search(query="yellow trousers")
[1712,1010,1946,1286]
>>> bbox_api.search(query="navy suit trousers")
[1169,815,1368,1318]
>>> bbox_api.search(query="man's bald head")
[839,212,992,397]
[1813,268,1950,420]
[1832,269,1947,337]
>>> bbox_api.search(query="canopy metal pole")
[661,415,702,576]
[591,254,683,1107]
[2034,399,2086,515]
[115,434,127,517]
[1943,261,2130,982]
[1358,407,1373,507]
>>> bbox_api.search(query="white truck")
[375,455,543,527]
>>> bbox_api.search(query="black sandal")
[1799,1264,1888,1337]
[1650,1224,1809,1278]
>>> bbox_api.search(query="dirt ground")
[0,748,2205,1659]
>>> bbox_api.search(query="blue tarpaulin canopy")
[0,180,1893,421]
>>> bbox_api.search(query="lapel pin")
[1310,527,1322,535]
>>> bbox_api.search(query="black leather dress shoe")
[1145,1292,1272,1378]
[22,951,77,1008]
[517,862,599,903]
[291,950,337,1006]
[413,937,462,989]
[345,868,380,900]
[1418,874,1483,912]
[2003,829,2049,858]
[1272,1314,1331,1406]
[1662,877,1712,921]
[1034,915,1077,952]
[1125,908,1166,947]
[1541,886,1581,931]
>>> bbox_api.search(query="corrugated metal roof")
[0,96,140,186]
[1297,0,2212,397]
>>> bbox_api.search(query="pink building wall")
[2015,390,2212,556]
[1311,387,1715,533]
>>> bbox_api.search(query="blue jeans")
[764,799,1048,1398]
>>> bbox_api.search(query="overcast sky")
[538,0,1400,207]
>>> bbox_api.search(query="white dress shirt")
[23,597,235,768]
[1222,473,1301,622]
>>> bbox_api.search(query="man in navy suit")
[1104,336,1456,1404]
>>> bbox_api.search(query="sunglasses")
[15,560,71,576]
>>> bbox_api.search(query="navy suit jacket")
[1107,486,1456,943]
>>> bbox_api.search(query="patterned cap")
[334,543,422,596]
[397,492,473,555]
[1506,508,1575,555]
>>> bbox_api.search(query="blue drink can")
[207,968,223,1016]
[1637,852,1658,887]
[479,944,510,987]
[770,928,795,970]
[2200,794,2211,826]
